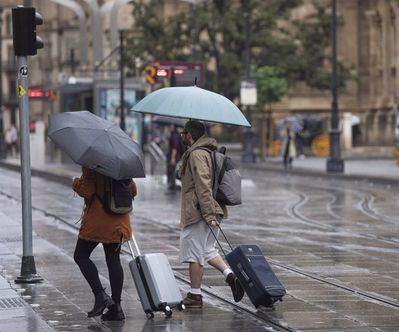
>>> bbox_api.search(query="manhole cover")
[0,297,26,309]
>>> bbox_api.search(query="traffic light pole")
[15,56,42,283]
[12,5,43,284]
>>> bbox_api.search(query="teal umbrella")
[132,86,251,127]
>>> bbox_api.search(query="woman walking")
[281,120,297,170]
[72,167,137,321]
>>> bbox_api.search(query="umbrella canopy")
[132,86,251,127]
[276,116,304,133]
[152,115,186,127]
[283,116,304,133]
[48,111,145,180]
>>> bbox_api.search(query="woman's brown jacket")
[72,167,136,243]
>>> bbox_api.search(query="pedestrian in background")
[5,127,12,157]
[281,120,296,169]
[10,125,18,157]
[178,120,244,308]
[165,124,184,194]
[72,167,137,321]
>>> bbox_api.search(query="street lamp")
[326,0,344,173]
[0,8,6,159]
[119,30,125,131]
[181,0,205,62]
[242,0,255,163]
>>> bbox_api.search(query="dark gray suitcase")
[127,235,184,319]
[209,224,286,308]
[226,245,286,308]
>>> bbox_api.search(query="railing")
[3,61,16,72]
[147,142,166,175]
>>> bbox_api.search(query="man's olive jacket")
[179,135,226,229]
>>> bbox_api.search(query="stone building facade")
[269,0,399,148]
[0,0,398,150]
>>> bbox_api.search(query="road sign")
[145,64,157,85]
[148,61,204,86]
[240,80,257,106]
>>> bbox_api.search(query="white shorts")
[179,219,220,266]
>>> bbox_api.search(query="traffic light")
[12,6,43,56]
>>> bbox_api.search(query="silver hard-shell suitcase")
[127,235,185,319]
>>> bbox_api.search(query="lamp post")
[190,1,197,62]
[0,8,6,159]
[326,0,344,172]
[242,0,255,163]
[119,30,125,131]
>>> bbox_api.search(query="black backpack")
[98,177,133,215]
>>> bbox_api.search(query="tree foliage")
[253,66,289,107]
[126,0,351,108]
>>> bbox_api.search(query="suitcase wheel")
[164,306,172,318]
[178,302,186,311]
[145,311,154,319]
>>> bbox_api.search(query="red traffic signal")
[12,6,43,56]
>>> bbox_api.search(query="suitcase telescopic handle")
[127,233,141,258]
[207,222,234,258]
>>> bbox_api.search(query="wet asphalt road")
[0,165,398,331]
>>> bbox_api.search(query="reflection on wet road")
[0,167,399,331]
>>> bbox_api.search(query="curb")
[1,159,398,187]
[0,160,73,187]
[241,163,399,187]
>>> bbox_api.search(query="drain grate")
[0,297,26,309]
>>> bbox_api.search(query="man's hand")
[208,219,220,227]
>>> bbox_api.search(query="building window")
[390,7,396,66]
[5,13,12,36]
[7,46,15,66]
[9,80,16,99]
[389,7,397,99]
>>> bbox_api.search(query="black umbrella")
[48,111,145,180]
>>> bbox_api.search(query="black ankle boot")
[87,290,114,317]
[101,303,125,321]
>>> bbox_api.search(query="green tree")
[126,0,351,108]
[291,0,352,89]
[253,66,288,106]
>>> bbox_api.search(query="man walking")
[178,120,244,308]
[165,124,184,194]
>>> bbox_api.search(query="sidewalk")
[0,161,276,332]
[1,153,399,186]
[242,156,399,185]
[0,248,53,332]
[1,155,399,331]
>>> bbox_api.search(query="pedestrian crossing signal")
[12,6,43,56]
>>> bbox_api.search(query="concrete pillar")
[386,109,396,145]
[370,111,379,145]
[377,110,387,145]
[342,112,352,150]
[30,121,45,166]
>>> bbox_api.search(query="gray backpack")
[195,147,242,206]
[97,177,133,215]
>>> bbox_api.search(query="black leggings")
[73,238,123,303]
